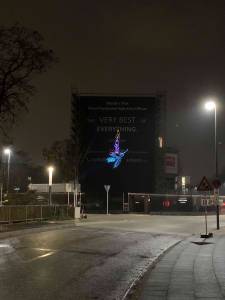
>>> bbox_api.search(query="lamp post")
[48,166,54,206]
[205,100,219,229]
[3,148,11,195]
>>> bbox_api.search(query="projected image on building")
[106,130,128,168]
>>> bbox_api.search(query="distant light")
[47,166,54,173]
[181,176,186,186]
[178,197,188,204]
[3,148,11,155]
[47,166,54,186]
[205,101,216,111]
[158,136,163,148]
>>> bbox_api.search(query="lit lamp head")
[4,148,11,155]
[47,166,54,186]
[48,166,54,173]
[205,100,216,111]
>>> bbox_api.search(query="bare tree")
[0,23,57,135]
[71,94,90,184]
[43,139,75,182]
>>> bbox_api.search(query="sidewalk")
[136,229,225,300]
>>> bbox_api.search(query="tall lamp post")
[205,100,219,229]
[48,166,54,206]
[3,148,11,195]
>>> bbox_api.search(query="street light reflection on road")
[0,243,11,248]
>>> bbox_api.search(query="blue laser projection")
[106,130,128,168]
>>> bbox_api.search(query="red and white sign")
[165,153,178,174]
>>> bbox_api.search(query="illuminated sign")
[165,153,178,174]
[106,130,128,168]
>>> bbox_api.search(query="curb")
[122,238,183,300]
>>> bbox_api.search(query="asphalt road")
[0,214,225,300]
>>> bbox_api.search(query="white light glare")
[48,166,54,173]
[205,101,216,111]
[3,148,11,155]
[48,166,54,186]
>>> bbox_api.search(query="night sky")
[1,0,225,184]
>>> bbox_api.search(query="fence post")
[8,207,11,224]
[40,205,43,222]
[25,206,28,223]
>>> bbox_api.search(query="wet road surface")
[0,214,225,300]
[0,225,179,299]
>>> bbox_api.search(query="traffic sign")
[197,176,213,191]
[104,185,111,215]
[104,185,110,192]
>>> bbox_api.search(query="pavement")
[130,228,225,300]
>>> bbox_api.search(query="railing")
[0,205,75,224]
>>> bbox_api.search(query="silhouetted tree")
[71,94,90,184]
[43,139,74,182]
[0,23,57,135]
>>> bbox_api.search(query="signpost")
[0,183,2,206]
[197,176,213,238]
[73,183,81,219]
[104,185,111,215]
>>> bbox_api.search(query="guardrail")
[0,205,75,224]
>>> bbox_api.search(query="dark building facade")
[71,93,166,200]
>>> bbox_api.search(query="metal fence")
[0,205,75,224]
[126,193,225,213]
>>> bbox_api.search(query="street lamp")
[3,148,11,195]
[47,166,54,206]
[204,100,219,229]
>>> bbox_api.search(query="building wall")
[71,93,166,196]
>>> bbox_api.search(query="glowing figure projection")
[106,130,128,168]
